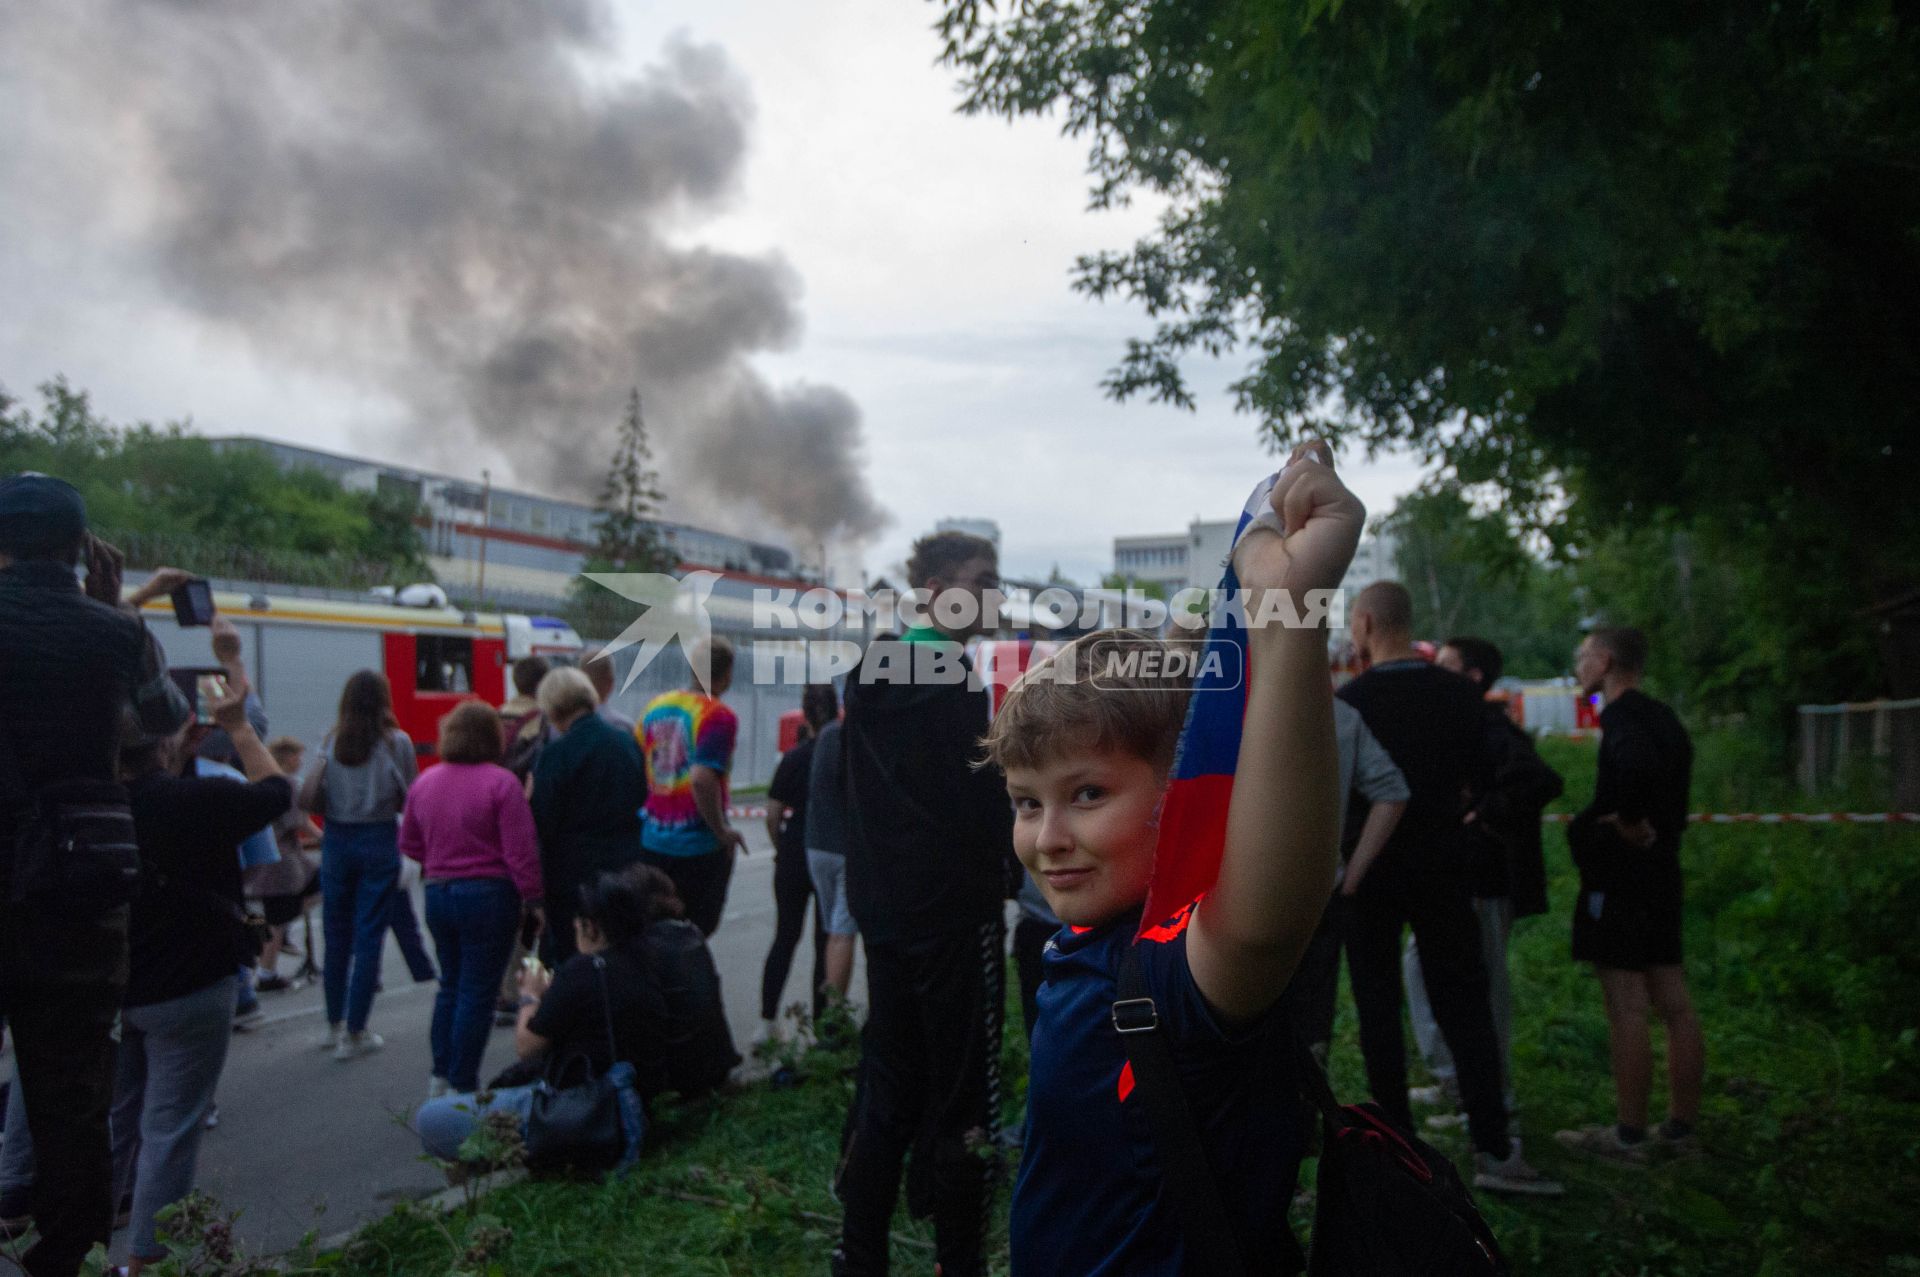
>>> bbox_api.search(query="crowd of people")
[0,450,1707,1277]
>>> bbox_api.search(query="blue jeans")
[110,979,238,1260]
[320,820,400,1033]
[391,888,438,984]
[413,1063,646,1170]
[424,878,521,1092]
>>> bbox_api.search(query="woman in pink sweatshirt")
[401,701,544,1097]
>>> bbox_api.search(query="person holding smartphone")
[113,674,290,1276]
[0,483,190,1277]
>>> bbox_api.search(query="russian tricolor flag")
[1139,472,1284,934]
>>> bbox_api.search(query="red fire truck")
[139,590,583,759]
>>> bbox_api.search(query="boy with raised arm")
[988,443,1360,1274]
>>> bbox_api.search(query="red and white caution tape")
[1542,812,1918,825]
[728,805,769,820]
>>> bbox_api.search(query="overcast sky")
[0,0,1425,585]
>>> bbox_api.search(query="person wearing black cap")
[0,473,190,1277]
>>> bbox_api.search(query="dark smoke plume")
[0,0,888,544]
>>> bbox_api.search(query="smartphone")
[170,578,216,627]
[194,673,230,725]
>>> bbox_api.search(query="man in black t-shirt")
[1556,626,1705,1166]
[1337,583,1561,1196]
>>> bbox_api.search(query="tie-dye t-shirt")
[638,690,738,857]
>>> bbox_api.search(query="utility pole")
[476,468,491,600]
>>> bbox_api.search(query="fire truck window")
[416,636,474,694]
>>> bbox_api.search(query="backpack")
[504,713,551,781]
[0,725,140,910]
[643,919,742,1095]
[1114,948,1508,1276]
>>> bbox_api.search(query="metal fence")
[1797,696,1920,808]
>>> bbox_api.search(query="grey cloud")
[0,0,887,543]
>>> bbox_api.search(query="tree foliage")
[586,389,674,576]
[1377,484,1580,680]
[938,0,1919,709]
[1099,571,1167,600]
[0,377,428,581]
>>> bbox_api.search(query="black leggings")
[761,847,825,1021]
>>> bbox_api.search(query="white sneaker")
[1473,1147,1565,1196]
[318,1022,344,1052]
[1554,1123,1651,1168]
[428,1076,451,1099]
[1408,1082,1459,1108]
[752,1019,780,1048]
[1423,1110,1469,1131]
[334,1030,384,1062]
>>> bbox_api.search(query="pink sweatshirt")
[398,762,544,901]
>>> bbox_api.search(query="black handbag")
[1,726,140,909]
[522,956,644,1175]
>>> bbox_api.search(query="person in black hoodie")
[1404,636,1564,1124]
[832,530,1012,1277]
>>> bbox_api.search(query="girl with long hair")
[299,670,417,1058]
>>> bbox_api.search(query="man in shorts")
[1557,626,1705,1164]
[805,711,857,1006]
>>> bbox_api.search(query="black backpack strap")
[1283,1024,1348,1133]
[1114,946,1306,1276]
[591,954,619,1071]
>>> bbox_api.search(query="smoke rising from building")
[0,0,888,545]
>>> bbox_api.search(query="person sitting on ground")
[993,443,1363,1274]
[528,667,647,965]
[1557,625,1704,1165]
[112,677,292,1277]
[638,865,742,1097]
[413,865,675,1162]
[246,737,323,991]
[400,701,544,1099]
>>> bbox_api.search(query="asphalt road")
[1,819,854,1267]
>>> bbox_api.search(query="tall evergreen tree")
[589,389,674,575]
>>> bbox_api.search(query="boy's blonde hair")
[981,629,1193,775]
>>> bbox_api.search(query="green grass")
[316,731,1920,1276]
